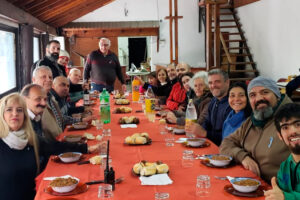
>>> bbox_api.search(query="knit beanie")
[247,76,281,98]
[59,50,70,58]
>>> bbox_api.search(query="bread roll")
[140,165,157,176]
[131,133,141,139]
[156,164,169,174]
[125,136,132,144]
[140,132,149,138]
[135,136,147,144]
[133,163,143,174]
[89,155,102,165]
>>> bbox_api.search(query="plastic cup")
[98,184,113,199]
[196,175,210,197]
[182,150,194,168]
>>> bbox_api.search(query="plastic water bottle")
[145,86,155,122]
[100,88,111,124]
[185,99,197,138]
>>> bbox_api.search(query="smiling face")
[176,64,189,77]
[53,77,70,98]
[32,68,53,93]
[278,117,300,155]
[69,70,81,84]
[25,86,48,116]
[157,69,167,83]
[58,56,69,66]
[166,65,177,80]
[4,100,24,131]
[46,42,60,60]
[229,86,247,113]
[194,78,206,97]
[248,86,278,120]
[99,38,110,55]
[182,75,191,91]
[208,74,229,99]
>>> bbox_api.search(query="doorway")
[128,38,147,70]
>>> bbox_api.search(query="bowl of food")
[230,178,261,193]
[72,122,88,129]
[173,125,185,134]
[187,138,206,147]
[50,177,79,193]
[58,152,82,163]
[64,135,82,143]
[207,154,232,167]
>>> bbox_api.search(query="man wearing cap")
[84,38,126,93]
[31,40,67,78]
[220,76,291,183]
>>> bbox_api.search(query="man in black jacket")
[31,40,66,79]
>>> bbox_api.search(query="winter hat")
[247,76,281,98]
[59,50,70,58]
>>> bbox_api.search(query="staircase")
[205,1,259,82]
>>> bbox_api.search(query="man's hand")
[166,112,177,124]
[241,156,261,176]
[122,84,127,93]
[88,141,107,154]
[264,177,284,200]
[82,115,97,123]
[185,122,207,137]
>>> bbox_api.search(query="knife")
[85,177,124,185]
[77,160,90,165]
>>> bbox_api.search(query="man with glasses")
[84,38,126,92]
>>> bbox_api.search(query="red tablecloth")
[35,96,268,200]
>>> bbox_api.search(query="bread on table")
[156,164,169,174]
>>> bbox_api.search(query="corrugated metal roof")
[62,21,160,29]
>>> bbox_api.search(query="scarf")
[2,129,28,150]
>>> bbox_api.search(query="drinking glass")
[95,120,104,130]
[98,184,113,199]
[196,175,211,197]
[155,192,169,200]
[102,129,111,141]
[164,132,175,146]
[182,150,194,168]
[159,124,167,135]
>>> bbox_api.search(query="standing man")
[84,38,126,92]
[185,69,232,146]
[31,40,66,78]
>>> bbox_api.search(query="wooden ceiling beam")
[47,0,115,27]
[62,28,159,38]
[0,0,56,35]
[27,0,62,15]
[37,0,98,21]
[8,0,36,8]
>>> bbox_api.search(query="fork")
[214,176,228,180]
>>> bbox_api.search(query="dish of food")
[132,160,169,176]
[72,122,88,130]
[49,177,79,193]
[119,116,139,124]
[113,93,126,99]
[173,125,185,135]
[58,152,82,163]
[45,182,88,196]
[224,184,265,197]
[115,99,130,105]
[186,138,206,147]
[205,154,232,167]
[64,135,82,143]
[183,140,210,148]
[114,106,132,113]
[230,178,261,193]
[124,132,151,145]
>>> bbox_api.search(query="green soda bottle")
[100,88,111,124]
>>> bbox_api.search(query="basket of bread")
[114,106,132,114]
[114,93,126,99]
[124,132,151,145]
[119,116,139,124]
[115,99,130,105]
[133,160,169,176]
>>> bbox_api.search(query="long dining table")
[35,95,269,200]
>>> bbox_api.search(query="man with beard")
[264,103,300,200]
[31,40,66,79]
[185,69,232,146]
[220,76,291,183]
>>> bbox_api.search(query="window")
[33,35,40,63]
[0,24,18,97]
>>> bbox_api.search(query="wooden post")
[206,3,212,70]
[165,0,183,65]
[214,4,220,68]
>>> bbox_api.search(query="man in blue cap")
[220,76,292,183]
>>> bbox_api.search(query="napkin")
[139,174,173,185]
[44,175,74,181]
[120,124,137,128]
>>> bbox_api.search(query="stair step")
[227,47,248,50]
[220,4,233,9]
[221,53,251,57]
[213,25,240,29]
[220,12,235,16]
[222,62,255,65]
[213,19,237,23]
[228,69,258,73]
[222,32,241,35]
[224,39,246,43]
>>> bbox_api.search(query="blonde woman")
[0,93,101,199]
